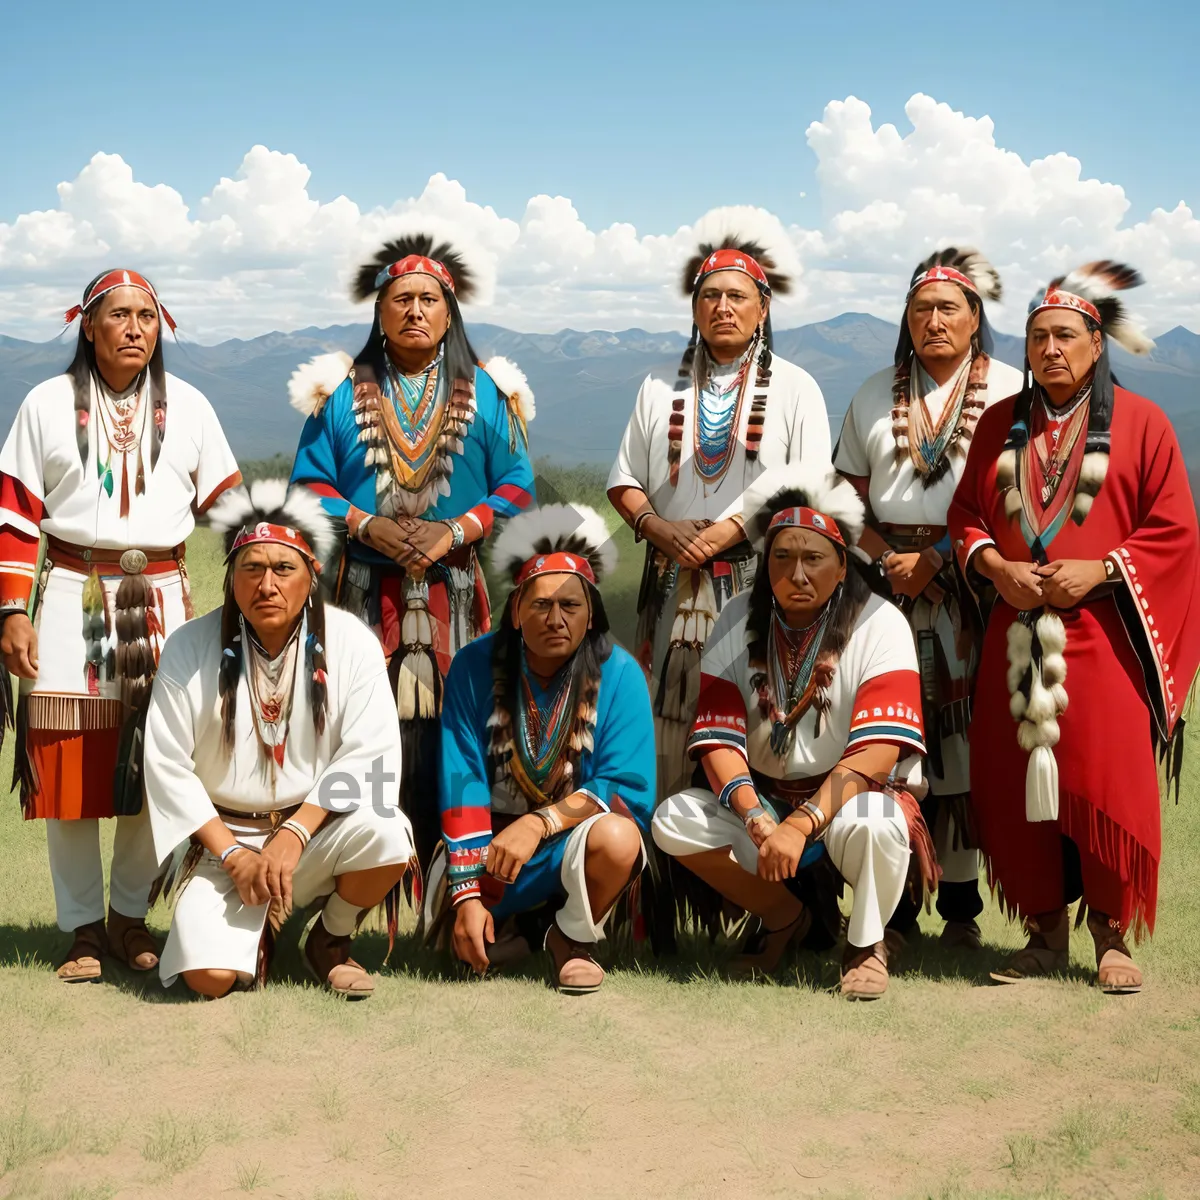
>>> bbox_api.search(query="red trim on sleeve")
[0,529,38,606]
[468,502,495,537]
[306,481,347,502]
[441,807,494,842]
[0,473,44,538]
[196,470,243,516]
[494,484,533,508]
[688,673,749,758]
[847,669,926,755]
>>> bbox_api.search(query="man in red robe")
[949,262,1200,994]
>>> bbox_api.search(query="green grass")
[1,460,1199,1197]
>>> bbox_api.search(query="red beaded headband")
[373,254,456,293]
[766,506,845,548]
[1027,286,1102,326]
[228,522,319,566]
[515,551,597,586]
[64,269,177,332]
[907,265,978,300]
[693,247,771,292]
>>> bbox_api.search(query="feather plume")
[207,479,336,566]
[681,205,797,296]
[491,503,617,584]
[911,246,1002,302]
[482,356,536,423]
[288,352,353,417]
[351,224,486,304]
[742,465,865,551]
[1031,260,1155,356]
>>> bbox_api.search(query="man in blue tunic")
[427,504,655,993]
[289,231,536,867]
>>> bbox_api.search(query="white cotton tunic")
[607,354,832,521]
[0,371,240,705]
[834,359,1024,525]
[144,605,412,985]
[690,590,926,786]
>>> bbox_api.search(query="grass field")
[1,469,1199,1199]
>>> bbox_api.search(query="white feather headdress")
[207,479,337,566]
[491,504,616,585]
[909,246,1002,302]
[743,465,866,552]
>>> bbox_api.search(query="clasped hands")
[732,790,814,883]
[642,514,745,569]
[987,555,1107,612]
[882,547,945,601]
[361,515,455,569]
[222,825,307,918]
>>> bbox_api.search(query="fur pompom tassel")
[1010,690,1028,721]
[1035,612,1066,657]
[288,352,353,417]
[1025,744,1060,822]
[1024,675,1057,725]
[1006,620,1033,694]
[1071,450,1109,525]
[482,356,536,424]
[996,446,1017,493]
[1004,488,1024,521]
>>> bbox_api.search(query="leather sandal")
[1088,911,1143,995]
[546,923,604,995]
[840,941,889,1000]
[882,926,908,962]
[302,917,375,999]
[989,908,1069,984]
[940,919,984,951]
[730,906,812,978]
[56,920,107,983]
[106,909,160,972]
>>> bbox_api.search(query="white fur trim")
[483,356,536,423]
[688,205,800,279]
[491,503,617,584]
[1035,612,1067,656]
[288,352,352,417]
[744,465,865,550]
[207,479,336,565]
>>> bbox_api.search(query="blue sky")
[2,0,1196,234]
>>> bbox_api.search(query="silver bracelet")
[219,843,246,865]
[356,514,374,543]
[534,806,564,840]
[443,519,465,550]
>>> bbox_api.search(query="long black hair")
[67,269,168,470]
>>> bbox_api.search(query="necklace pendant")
[769,720,789,756]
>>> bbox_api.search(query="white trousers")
[652,787,911,948]
[159,803,414,988]
[45,807,159,932]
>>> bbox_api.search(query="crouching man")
[144,481,414,998]
[426,505,655,993]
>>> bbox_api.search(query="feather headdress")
[1027,260,1154,356]
[492,504,616,587]
[482,355,536,425]
[681,205,797,297]
[351,228,483,304]
[207,479,337,567]
[743,465,866,552]
[908,246,1002,303]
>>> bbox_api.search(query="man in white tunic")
[608,209,831,812]
[653,468,934,999]
[0,269,241,983]
[144,482,414,998]
[834,250,1023,950]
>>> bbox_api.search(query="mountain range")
[1,315,1197,467]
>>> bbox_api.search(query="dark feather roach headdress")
[207,480,335,753]
[487,505,617,808]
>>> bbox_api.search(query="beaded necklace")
[516,648,580,789]
[692,355,751,484]
[242,617,301,772]
[91,371,148,518]
[765,604,830,756]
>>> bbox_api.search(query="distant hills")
[1,315,1197,467]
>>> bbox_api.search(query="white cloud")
[1,94,1197,341]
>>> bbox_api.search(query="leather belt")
[877,523,948,553]
[214,803,300,830]
[46,536,185,577]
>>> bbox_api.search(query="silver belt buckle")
[119,549,149,574]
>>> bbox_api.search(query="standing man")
[0,269,241,982]
[835,249,1023,949]
[950,262,1200,993]
[607,208,831,812]
[289,230,536,869]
